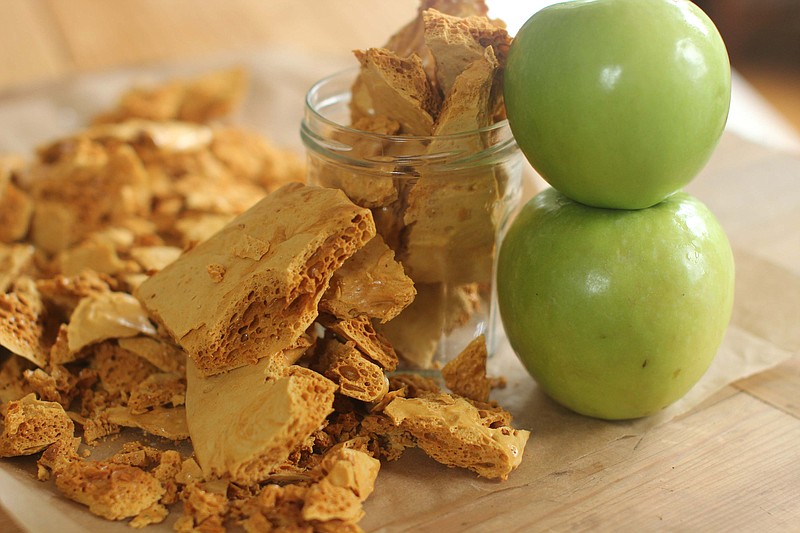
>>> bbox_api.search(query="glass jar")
[301,68,524,370]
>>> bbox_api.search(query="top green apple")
[504,0,731,209]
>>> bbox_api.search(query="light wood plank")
[736,355,800,419]
[0,0,71,90]
[386,391,800,531]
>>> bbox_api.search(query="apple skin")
[504,0,731,209]
[496,188,735,419]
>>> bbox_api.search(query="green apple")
[504,0,731,209]
[496,188,734,419]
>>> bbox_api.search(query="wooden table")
[1,2,798,531]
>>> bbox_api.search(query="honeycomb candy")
[423,8,510,98]
[91,340,160,398]
[316,337,389,403]
[441,334,492,402]
[0,174,34,244]
[116,335,186,373]
[105,405,189,441]
[210,126,306,193]
[0,355,33,403]
[0,394,75,457]
[353,48,440,136]
[127,372,186,414]
[0,277,48,368]
[128,244,183,273]
[135,183,376,376]
[185,356,336,484]
[354,0,491,116]
[53,456,166,521]
[383,391,530,480]
[66,291,157,354]
[35,270,114,316]
[92,68,248,125]
[23,365,82,408]
[320,233,415,324]
[0,243,35,294]
[29,139,151,254]
[55,233,138,277]
[318,314,399,372]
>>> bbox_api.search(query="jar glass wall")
[302,69,524,370]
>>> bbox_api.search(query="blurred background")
[0,0,797,130]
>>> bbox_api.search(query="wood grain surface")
[0,2,798,532]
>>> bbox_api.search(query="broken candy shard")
[353,48,439,136]
[320,233,416,324]
[0,393,75,457]
[441,334,492,402]
[186,357,336,485]
[383,392,530,480]
[135,183,376,376]
[67,291,157,354]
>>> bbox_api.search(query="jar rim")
[303,67,512,142]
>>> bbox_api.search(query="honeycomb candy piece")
[129,503,169,528]
[318,314,398,372]
[423,8,511,97]
[66,291,157,354]
[37,436,81,480]
[358,412,416,462]
[317,338,388,403]
[388,0,490,57]
[29,139,151,254]
[320,234,415,324]
[383,391,530,480]
[441,334,491,402]
[53,458,165,521]
[0,243,35,294]
[55,233,137,278]
[314,444,381,501]
[116,335,186,373]
[135,183,376,376]
[85,119,213,152]
[209,127,305,193]
[349,0,491,122]
[401,47,500,285]
[353,48,440,136]
[0,180,33,244]
[91,340,160,397]
[23,365,81,407]
[80,414,121,445]
[237,445,379,531]
[302,477,365,523]
[128,245,183,273]
[185,356,336,484]
[92,68,248,125]
[105,405,189,441]
[0,355,33,403]
[173,481,229,532]
[0,277,47,368]
[127,372,186,414]
[388,372,441,397]
[0,393,75,457]
[35,271,113,316]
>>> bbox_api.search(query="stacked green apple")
[497,0,735,420]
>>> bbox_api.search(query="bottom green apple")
[497,188,735,420]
